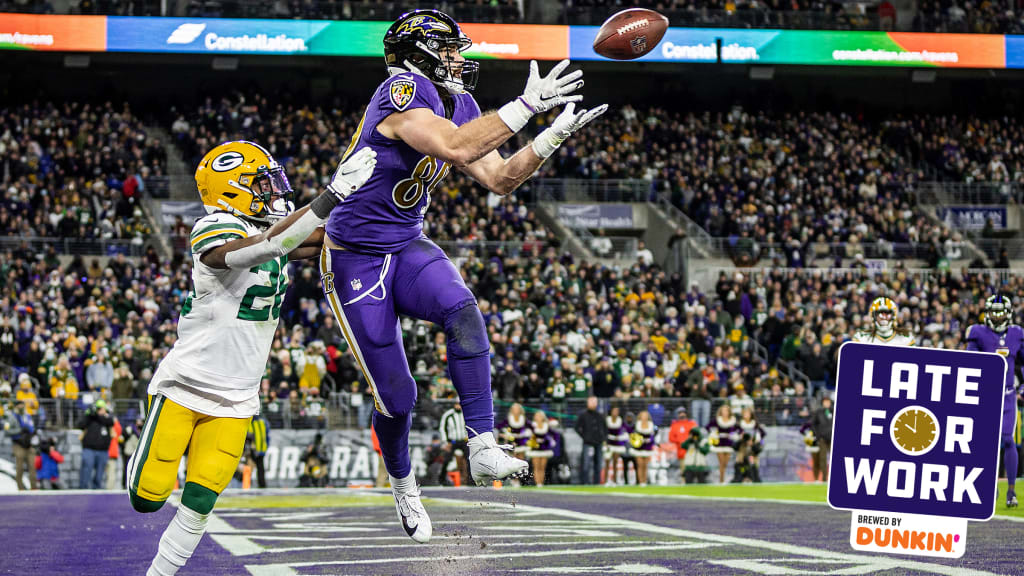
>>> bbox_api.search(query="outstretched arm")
[378,60,585,168]
[461,103,608,196]
[201,148,376,269]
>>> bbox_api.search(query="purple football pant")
[321,237,493,478]
[1003,391,1018,489]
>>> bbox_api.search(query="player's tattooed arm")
[202,149,376,270]
[378,107,514,168]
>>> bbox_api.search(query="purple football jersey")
[966,323,1024,393]
[326,72,482,254]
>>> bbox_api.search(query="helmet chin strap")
[391,60,465,94]
[875,323,893,338]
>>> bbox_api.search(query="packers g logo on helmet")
[869,297,897,335]
[195,141,294,224]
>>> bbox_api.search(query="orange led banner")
[460,23,569,60]
[0,13,106,51]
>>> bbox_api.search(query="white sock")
[390,471,416,493]
[147,505,209,576]
[467,431,495,457]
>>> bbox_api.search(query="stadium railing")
[970,238,1024,260]
[28,398,147,431]
[0,236,146,257]
[433,238,638,262]
[689,265,1017,291]
[908,181,1024,205]
[27,394,818,431]
[531,178,654,204]
[433,396,817,429]
[704,238,955,261]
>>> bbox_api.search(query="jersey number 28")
[238,257,289,321]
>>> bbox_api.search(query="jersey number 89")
[392,156,449,210]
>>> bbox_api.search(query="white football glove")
[326,146,377,201]
[531,102,609,159]
[498,59,584,133]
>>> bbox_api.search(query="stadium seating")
[0,102,165,257]
[1,95,1021,433]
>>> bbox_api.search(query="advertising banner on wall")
[1,12,1020,69]
[937,206,1008,230]
[568,26,1006,68]
[0,13,105,51]
[104,17,567,59]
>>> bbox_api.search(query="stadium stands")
[3,94,1020,436]
[0,102,165,256]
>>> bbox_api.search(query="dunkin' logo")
[855,527,959,553]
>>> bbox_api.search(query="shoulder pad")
[190,213,251,254]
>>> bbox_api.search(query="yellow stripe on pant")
[320,245,390,417]
[128,394,250,505]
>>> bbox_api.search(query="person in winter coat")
[667,407,698,483]
[35,437,64,489]
[680,427,711,484]
[76,399,115,489]
[5,399,37,490]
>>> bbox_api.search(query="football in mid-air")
[592,8,669,60]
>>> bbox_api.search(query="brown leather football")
[592,8,669,61]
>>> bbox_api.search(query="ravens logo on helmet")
[383,9,479,94]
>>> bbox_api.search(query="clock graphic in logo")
[890,405,939,456]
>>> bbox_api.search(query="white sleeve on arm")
[224,209,326,269]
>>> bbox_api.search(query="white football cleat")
[392,485,431,543]
[468,432,529,486]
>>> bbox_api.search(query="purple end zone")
[0,493,250,576]
[0,490,1014,576]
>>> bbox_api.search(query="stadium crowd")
[543,104,1024,264]
[3,95,1023,489]
[0,102,163,243]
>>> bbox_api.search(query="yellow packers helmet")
[869,297,897,334]
[195,141,294,225]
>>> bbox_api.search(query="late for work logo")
[828,343,1006,558]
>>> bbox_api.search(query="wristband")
[531,127,567,159]
[497,97,534,134]
[310,190,340,219]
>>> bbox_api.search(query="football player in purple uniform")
[319,9,607,542]
[966,294,1022,507]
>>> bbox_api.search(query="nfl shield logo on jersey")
[350,278,363,291]
[390,79,417,111]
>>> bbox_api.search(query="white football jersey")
[852,330,916,347]
[149,213,290,417]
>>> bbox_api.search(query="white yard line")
[556,489,1024,522]
[243,543,720,575]
[215,539,636,556]
[427,496,1008,576]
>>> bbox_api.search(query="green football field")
[547,481,1024,519]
